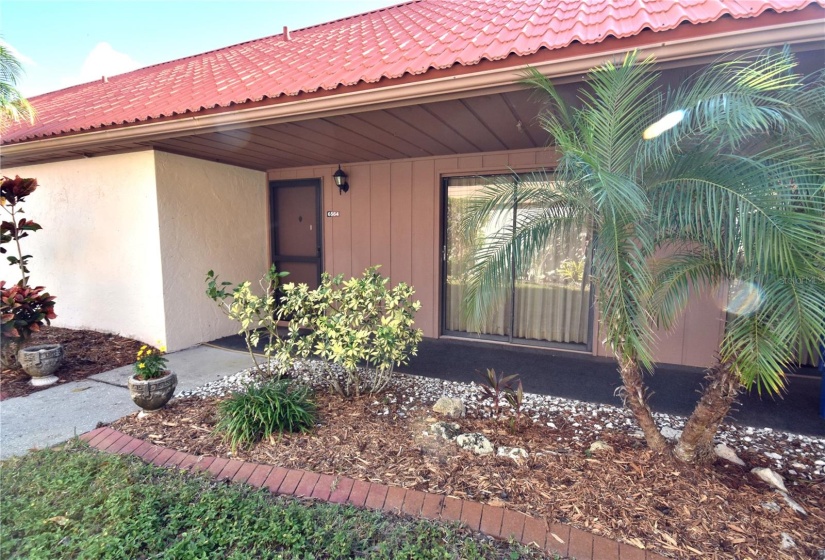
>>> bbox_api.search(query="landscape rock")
[660,426,682,440]
[497,446,528,461]
[456,433,494,455]
[764,452,783,461]
[780,533,796,550]
[589,440,614,454]
[751,467,788,493]
[433,397,465,418]
[428,421,461,440]
[715,443,746,466]
[761,502,781,513]
[779,491,808,516]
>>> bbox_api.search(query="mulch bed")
[0,327,144,400]
[112,391,825,559]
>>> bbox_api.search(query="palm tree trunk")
[618,358,669,452]
[673,358,740,463]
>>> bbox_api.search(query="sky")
[1,0,401,98]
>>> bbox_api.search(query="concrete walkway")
[0,346,250,460]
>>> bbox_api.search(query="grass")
[0,440,550,559]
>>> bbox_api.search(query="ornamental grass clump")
[134,344,168,380]
[216,379,316,451]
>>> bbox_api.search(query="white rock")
[456,433,494,455]
[428,421,461,440]
[433,397,465,418]
[497,446,528,461]
[661,426,682,440]
[589,440,614,454]
[781,533,796,550]
[762,501,781,513]
[715,444,746,466]
[764,452,783,460]
[751,468,788,493]
[780,491,808,516]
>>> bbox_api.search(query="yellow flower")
[159,345,167,353]
[140,345,147,350]
[138,363,146,369]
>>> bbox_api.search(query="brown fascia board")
[3,4,823,162]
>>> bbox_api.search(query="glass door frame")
[269,178,323,288]
[439,173,594,352]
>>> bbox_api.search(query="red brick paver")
[522,516,547,549]
[440,496,463,522]
[568,526,594,560]
[311,474,336,501]
[500,509,526,541]
[402,490,426,516]
[547,523,571,557]
[364,484,389,510]
[382,486,407,514]
[619,542,646,560]
[206,457,229,477]
[328,476,354,504]
[264,467,290,493]
[460,500,483,531]
[480,505,504,537]
[246,464,273,488]
[233,461,258,484]
[278,469,305,495]
[347,480,372,507]
[191,456,215,473]
[82,428,653,560]
[217,459,245,481]
[420,493,444,520]
[294,471,320,498]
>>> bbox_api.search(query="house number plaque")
[326,211,340,217]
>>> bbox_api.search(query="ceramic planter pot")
[18,344,64,387]
[128,371,177,417]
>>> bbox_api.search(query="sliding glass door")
[442,174,591,348]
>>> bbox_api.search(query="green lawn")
[0,440,548,559]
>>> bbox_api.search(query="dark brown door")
[270,179,322,288]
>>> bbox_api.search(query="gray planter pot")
[18,344,64,387]
[127,371,177,417]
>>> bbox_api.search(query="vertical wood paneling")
[390,161,413,287]
[411,159,436,335]
[266,147,725,363]
[330,166,352,279]
[370,163,392,276]
[349,164,372,275]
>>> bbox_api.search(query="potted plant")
[127,344,177,418]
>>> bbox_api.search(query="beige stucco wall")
[1,151,168,345]
[154,151,268,351]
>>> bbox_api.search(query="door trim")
[269,178,323,286]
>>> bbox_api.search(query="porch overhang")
[2,8,822,170]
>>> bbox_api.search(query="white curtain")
[444,175,591,345]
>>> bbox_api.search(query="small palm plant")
[462,49,825,460]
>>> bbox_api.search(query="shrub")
[0,281,56,367]
[216,379,316,451]
[278,266,423,397]
[205,265,292,379]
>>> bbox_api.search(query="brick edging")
[80,427,665,560]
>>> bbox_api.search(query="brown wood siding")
[268,147,726,368]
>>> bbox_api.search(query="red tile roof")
[4,0,822,145]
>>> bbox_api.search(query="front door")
[269,179,322,288]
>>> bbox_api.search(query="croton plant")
[1,176,57,367]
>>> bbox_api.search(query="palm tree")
[461,50,825,459]
[0,42,35,128]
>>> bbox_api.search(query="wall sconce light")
[333,165,349,195]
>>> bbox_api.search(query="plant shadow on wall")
[0,176,58,372]
[460,47,825,464]
[206,265,423,398]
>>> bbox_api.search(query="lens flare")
[642,110,686,140]
[722,280,764,316]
